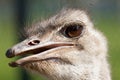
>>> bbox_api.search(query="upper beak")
[6,37,74,67]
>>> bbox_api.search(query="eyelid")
[61,21,85,30]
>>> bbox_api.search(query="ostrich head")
[6,9,111,80]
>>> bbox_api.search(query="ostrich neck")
[45,59,111,80]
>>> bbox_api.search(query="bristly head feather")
[24,9,91,38]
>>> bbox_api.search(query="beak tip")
[9,62,18,67]
[6,49,15,58]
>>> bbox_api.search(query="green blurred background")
[0,0,119,80]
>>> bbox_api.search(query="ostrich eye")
[62,24,83,38]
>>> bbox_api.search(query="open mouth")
[6,43,74,67]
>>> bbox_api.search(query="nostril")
[28,40,40,46]
[6,49,15,58]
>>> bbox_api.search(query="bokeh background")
[0,0,119,80]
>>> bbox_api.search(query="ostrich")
[6,9,111,80]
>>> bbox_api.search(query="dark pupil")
[65,25,83,38]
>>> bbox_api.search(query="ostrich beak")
[6,37,74,67]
